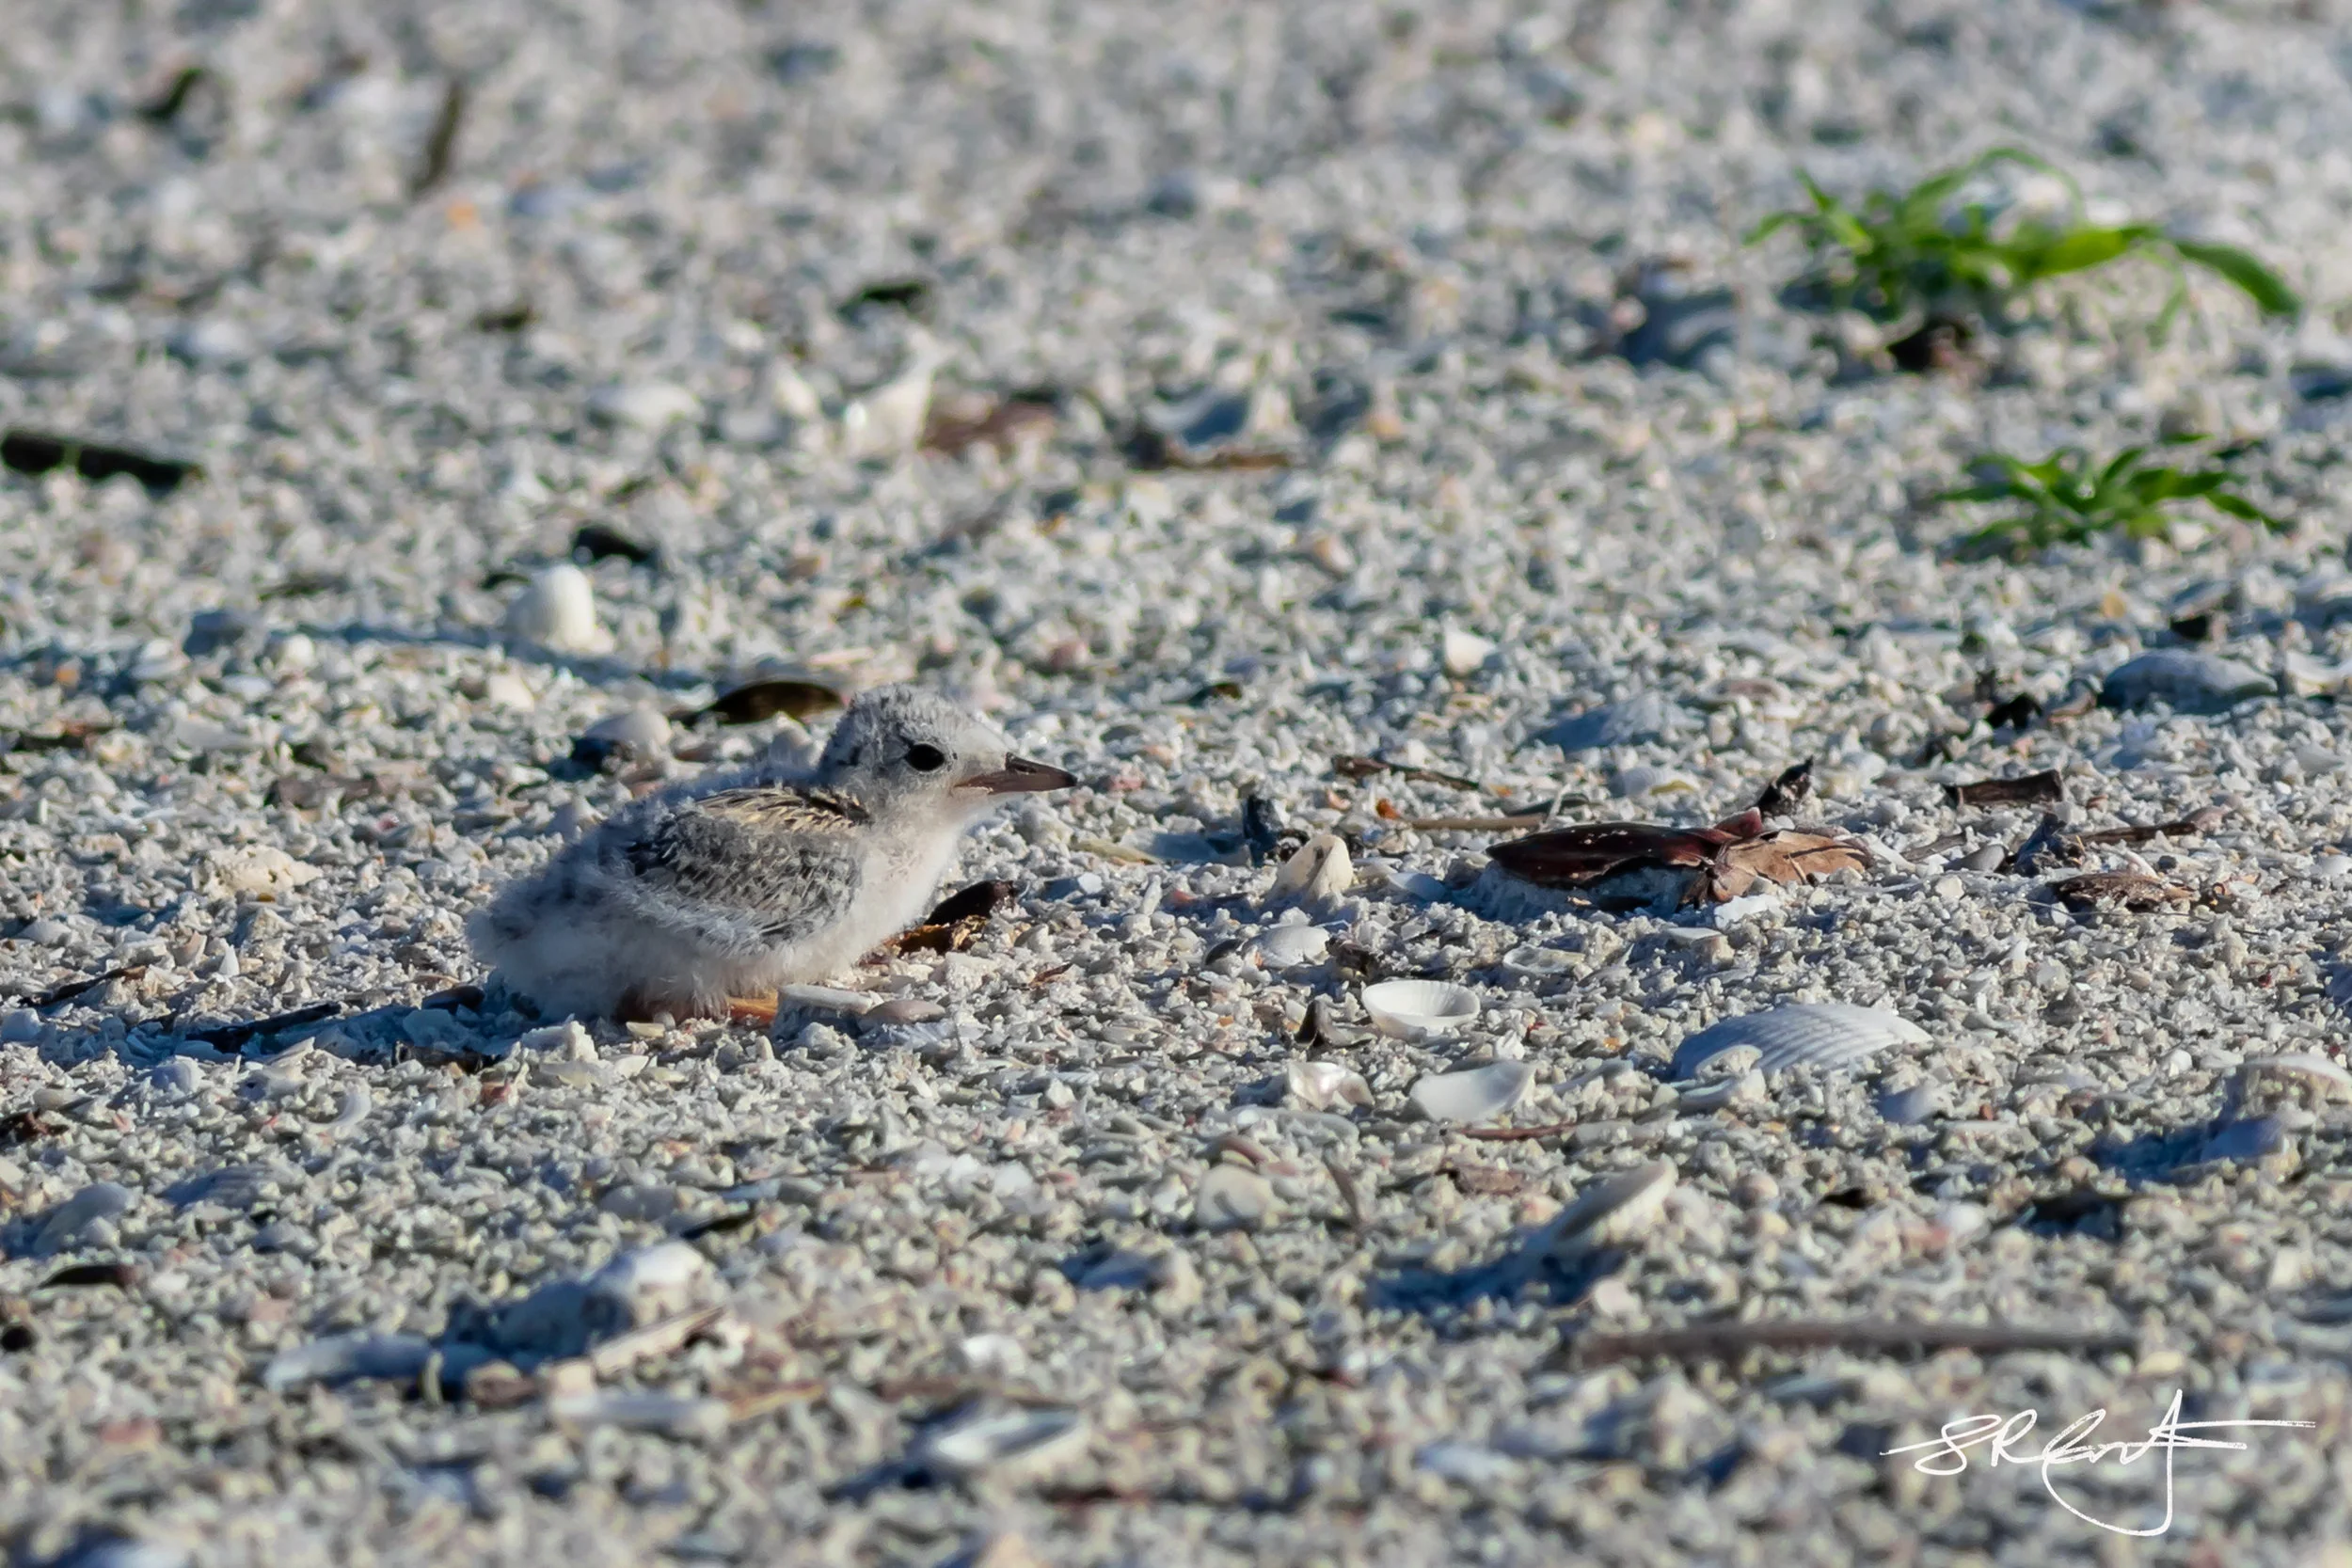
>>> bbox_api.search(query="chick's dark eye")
[906,743,946,772]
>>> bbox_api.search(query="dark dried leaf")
[1189,680,1244,704]
[842,277,932,316]
[183,1000,342,1050]
[140,66,208,124]
[1490,810,1763,888]
[2074,806,2227,847]
[693,679,846,725]
[1983,692,2042,730]
[921,395,1057,457]
[924,879,1016,927]
[409,76,466,198]
[1331,753,1483,791]
[1753,758,1814,816]
[2,430,201,494]
[40,1261,138,1290]
[2048,872,2191,911]
[1241,796,1284,865]
[1945,769,2064,808]
[571,523,658,566]
[0,1110,59,1148]
[15,966,136,1009]
[421,983,485,1013]
[2,718,115,754]
[257,572,347,600]
[475,301,534,332]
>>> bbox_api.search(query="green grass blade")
[2166,239,2300,316]
[2205,492,2288,531]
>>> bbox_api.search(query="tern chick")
[469,685,1074,1021]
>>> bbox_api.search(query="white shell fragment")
[2100,649,2276,713]
[1194,1164,1276,1228]
[262,1332,436,1393]
[1285,1059,1372,1111]
[35,1181,134,1255]
[1266,832,1353,911]
[914,1406,1086,1479]
[1363,979,1480,1041]
[1409,1059,1534,1124]
[1537,1161,1677,1260]
[582,706,671,753]
[587,381,700,430]
[1671,1003,1929,1081]
[2233,1053,2352,1102]
[1441,625,1496,676]
[1251,925,1330,968]
[504,563,605,653]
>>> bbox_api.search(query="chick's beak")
[960,755,1077,795]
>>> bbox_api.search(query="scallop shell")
[1670,1003,1928,1081]
[1409,1059,1534,1124]
[915,1405,1086,1479]
[1286,1059,1372,1111]
[582,705,671,752]
[1251,925,1331,969]
[1363,979,1480,1041]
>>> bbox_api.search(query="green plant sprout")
[1747,149,2298,332]
[1942,441,2285,558]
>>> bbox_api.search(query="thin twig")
[1460,1119,1579,1143]
[1567,1318,2136,1365]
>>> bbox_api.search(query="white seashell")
[583,706,670,752]
[1194,1164,1275,1228]
[772,984,882,1016]
[519,1021,598,1061]
[325,1087,372,1133]
[1285,1059,1372,1111]
[915,1406,1085,1479]
[262,1331,436,1392]
[2101,649,2275,713]
[588,1241,714,1324]
[587,381,700,430]
[1441,626,1496,677]
[206,846,319,899]
[1409,1059,1534,1124]
[1363,979,1480,1041]
[1266,832,1353,911]
[36,1181,134,1255]
[1876,1082,1945,1124]
[1251,926,1330,968]
[1537,1161,1676,1259]
[1671,1003,1928,1081]
[2315,852,2352,881]
[2234,1053,2352,1101]
[503,563,605,653]
[839,341,938,459]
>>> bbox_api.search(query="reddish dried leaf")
[922,395,1058,456]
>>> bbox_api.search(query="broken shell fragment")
[1266,832,1353,911]
[1537,1160,1676,1260]
[1441,626,1497,677]
[915,1405,1086,1479]
[1286,1059,1372,1111]
[1194,1164,1276,1228]
[1409,1059,1534,1124]
[1363,979,1480,1041]
[1671,1003,1928,1081]
[504,563,605,653]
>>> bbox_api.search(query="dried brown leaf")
[2049,872,2192,911]
[922,395,1057,456]
[1945,770,2065,808]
